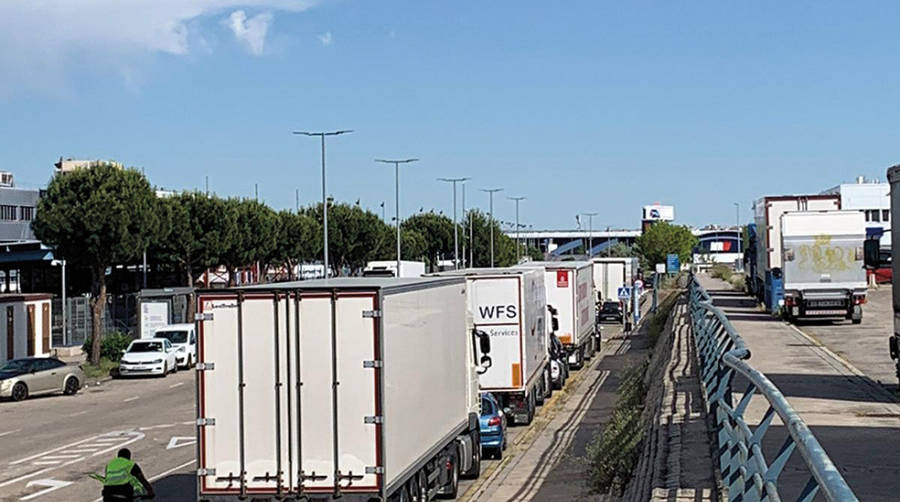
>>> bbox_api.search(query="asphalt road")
[0,370,196,502]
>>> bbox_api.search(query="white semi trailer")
[590,257,639,303]
[515,261,596,369]
[432,268,550,425]
[195,277,491,502]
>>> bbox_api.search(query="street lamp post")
[734,202,741,252]
[293,130,353,276]
[438,177,471,269]
[376,158,419,275]
[581,212,598,257]
[481,188,503,267]
[508,196,526,263]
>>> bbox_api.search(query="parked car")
[0,357,84,402]
[118,338,178,377]
[154,323,196,369]
[598,301,624,323]
[480,392,508,459]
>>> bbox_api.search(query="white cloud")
[0,1,320,93]
[227,10,273,55]
[318,31,333,46]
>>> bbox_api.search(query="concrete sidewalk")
[698,274,900,501]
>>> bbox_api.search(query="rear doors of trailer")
[467,272,546,392]
[197,290,382,499]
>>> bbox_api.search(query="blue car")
[479,392,508,459]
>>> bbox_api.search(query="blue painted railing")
[688,275,858,502]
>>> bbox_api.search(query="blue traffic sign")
[666,254,680,273]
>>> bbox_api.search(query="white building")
[821,176,890,247]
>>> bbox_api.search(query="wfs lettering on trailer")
[478,304,518,321]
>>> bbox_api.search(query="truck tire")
[437,450,459,499]
[461,430,481,479]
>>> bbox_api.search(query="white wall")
[0,299,52,362]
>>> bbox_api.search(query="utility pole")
[581,212,598,257]
[734,202,741,252]
[607,225,612,257]
[461,183,466,268]
[293,129,353,276]
[508,196,526,263]
[255,183,258,201]
[438,177,471,269]
[376,158,419,275]
[296,189,300,212]
[205,176,209,196]
[481,188,503,267]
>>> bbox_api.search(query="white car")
[119,338,178,377]
[153,324,197,369]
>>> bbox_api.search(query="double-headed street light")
[508,196,526,263]
[438,177,471,269]
[581,212,598,257]
[293,129,353,276]
[481,188,503,267]
[376,158,419,275]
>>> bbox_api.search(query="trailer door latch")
[364,416,384,425]
[362,310,382,318]
[195,312,214,321]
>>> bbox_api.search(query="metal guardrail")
[688,275,859,502]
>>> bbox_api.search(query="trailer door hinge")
[365,466,384,475]
[195,312,214,322]
[197,418,216,426]
[362,310,382,318]
[363,360,383,369]
[196,362,215,371]
[364,416,384,425]
[197,468,216,477]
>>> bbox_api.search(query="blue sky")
[2,1,899,230]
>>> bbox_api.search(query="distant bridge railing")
[688,275,858,502]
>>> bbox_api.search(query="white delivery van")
[431,268,550,425]
[362,261,426,278]
[515,261,595,369]
[152,323,196,369]
[781,210,867,323]
[195,277,491,502]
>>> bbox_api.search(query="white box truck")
[362,260,426,278]
[781,210,867,323]
[195,277,491,502]
[515,261,596,369]
[431,268,550,425]
[590,257,639,303]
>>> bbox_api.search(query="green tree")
[606,242,635,258]
[305,203,392,275]
[634,222,697,270]
[219,199,278,285]
[461,209,520,267]
[401,213,455,271]
[33,164,159,364]
[155,193,236,315]
[268,210,321,280]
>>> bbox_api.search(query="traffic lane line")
[0,429,21,438]
[123,396,139,403]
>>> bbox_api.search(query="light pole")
[376,158,419,275]
[293,129,353,276]
[481,188,503,267]
[734,202,741,252]
[461,183,467,268]
[581,212,598,257]
[438,177,471,269]
[508,196,526,263]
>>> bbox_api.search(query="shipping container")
[195,277,488,501]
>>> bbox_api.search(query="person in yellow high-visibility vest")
[100,448,155,501]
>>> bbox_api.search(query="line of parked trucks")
[190,258,641,502]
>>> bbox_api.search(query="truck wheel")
[461,430,481,479]
[535,381,545,406]
[437,451,459,499]
[407,474,422,502]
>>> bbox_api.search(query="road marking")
[21,479,73,501]
[32,461,62,466]
[166,436,196,450]
[68,410,88,417]
[0,429,21,438]
[138,423,177,431]
[123,396,139,403]
[41,455,82,460]
[169,382,184,388]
